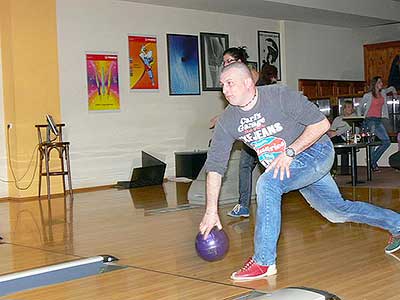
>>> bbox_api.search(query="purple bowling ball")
[195,227,229,262]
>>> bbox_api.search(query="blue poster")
[167,34,200,95]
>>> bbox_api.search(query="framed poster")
[257,31,281,80]
[128,35,159,90]
[167,34,200,95]
[86,53,120,111]
[200,32,229,91]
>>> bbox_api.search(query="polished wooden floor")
[0,178,399,299]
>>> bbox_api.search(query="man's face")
[220,69,251,106]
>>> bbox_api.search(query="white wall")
[270,0,400,21]
[57,0,389,189]
[283,20,365,89]
[56,0,280,188]
[0,47,9,197]
[356,23,400,45]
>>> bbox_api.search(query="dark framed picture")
[200,32,229,91]
[257,31,281,80]
[247,61,258,72]
[166,34,200,95]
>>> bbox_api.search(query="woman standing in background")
[358,76,398,172]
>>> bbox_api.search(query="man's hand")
[265,153,293,180]
[209,115,219,129]
[264,119,329,181]
[199,211,222,239]
[327,130,337,138]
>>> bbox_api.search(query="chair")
[35,124,73,201]
[331,136,351,175]
[333,147,351,175]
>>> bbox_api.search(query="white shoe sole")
[227,213,250,218]
[385,246,400,254]
[230,265,277,281]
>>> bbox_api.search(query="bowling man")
[199,62,400,281]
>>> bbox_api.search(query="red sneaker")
[230,257,277,281]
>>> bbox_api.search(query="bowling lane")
[0,244,78,276]
[0,267,250,300]
[0,256,125,296]
[3,185,400,299]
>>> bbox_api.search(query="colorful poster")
[86,53,120,111]
[128,35,159,90]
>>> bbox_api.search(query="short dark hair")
[221,62,252,79]
[343,100,353,107]
[223,47,249,64]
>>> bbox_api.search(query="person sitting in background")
[258,64,278,86]
[327,100,355,142]
[358,76,398,172]
[327,100,355,175]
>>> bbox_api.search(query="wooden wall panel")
[336,81,352,96]
[298,79,318,98]
[318,80,334,98]
[364,41,400,87]
[298,79,366,99]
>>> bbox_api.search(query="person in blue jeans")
[228,64,278,218]
[228,145,258,218]
[209,46,263,218]
[199,62,400,282]
[358,76,398,172]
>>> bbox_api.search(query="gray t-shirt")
[205,84,329,176]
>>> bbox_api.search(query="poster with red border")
[86,53,120,111]
[128,35,159,90]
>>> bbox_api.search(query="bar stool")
[35,124,73,201]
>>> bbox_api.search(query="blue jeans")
[364,117,391,168]
[238,145,259,208]
[254,140,400,266]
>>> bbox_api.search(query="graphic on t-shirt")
[238,118,283,144]
[236,112,285,166]
[251,136,286,167]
